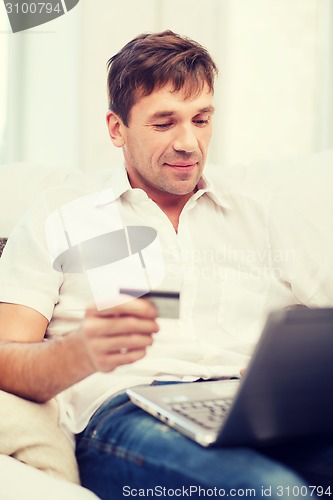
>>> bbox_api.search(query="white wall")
[0,13,9,161]
[214,0,319,165]
[1,3,81,168]
[2,0,332,170]
[316,0,333,151]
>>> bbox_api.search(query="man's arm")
[0,300,158,403]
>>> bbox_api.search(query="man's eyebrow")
[149,111,176,120]
[148,106,215,121]
[198,106,215,114]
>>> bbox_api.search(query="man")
[0,31,332,499]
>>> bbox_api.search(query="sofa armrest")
[0,238,7,257]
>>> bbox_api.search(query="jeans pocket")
[85,392,133,441]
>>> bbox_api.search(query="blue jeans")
[76,391,333,500]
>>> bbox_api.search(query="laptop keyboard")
[170,398,233,430]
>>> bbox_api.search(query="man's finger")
[86,295,157,319]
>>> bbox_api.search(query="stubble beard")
[157,166,203,196]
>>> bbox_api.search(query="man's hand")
[0,298,159,402]
[76,297,159,374]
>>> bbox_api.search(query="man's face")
[108,83,214,204]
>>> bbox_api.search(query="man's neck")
[153,191,194,232]
[127,171,197,232]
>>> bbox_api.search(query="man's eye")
[194,119,209,127]
[153,123,172,129]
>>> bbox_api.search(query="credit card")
[119,288,180,319]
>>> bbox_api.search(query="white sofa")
[0,455,99,500]
[0,162,86,237]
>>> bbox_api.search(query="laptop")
[127,307,333,447]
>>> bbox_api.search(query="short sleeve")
[0,193,64,321]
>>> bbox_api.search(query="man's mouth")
[165,162,198,170]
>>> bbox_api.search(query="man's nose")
[173,126,197,153]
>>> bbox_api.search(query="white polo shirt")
[1,158,332,437]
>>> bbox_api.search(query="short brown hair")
[107,30,218,126]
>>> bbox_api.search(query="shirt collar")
[94,163,231,211]
[94,164,133,207]
[195,172,232,210]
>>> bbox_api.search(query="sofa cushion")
[0,163,82,237]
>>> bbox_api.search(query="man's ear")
[106,111,125,147]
